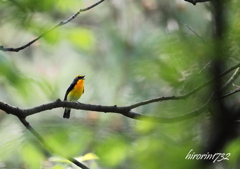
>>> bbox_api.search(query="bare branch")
[215,67,240,99]
[222,67,240,90]
[0,96,210,122]
[0,62,238,125]
[218,88,240,99]
[22,99,130,117]
[199,61,211,73]
[2,97,210,124]
[127,62,240,109]
[18,117,90,169]
[0,0,105,52]
[180,21,208,44]
[126,95,185,110]
[184,0,210,5]
[113,103,209,123]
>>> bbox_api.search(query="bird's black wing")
[64,80,77,101]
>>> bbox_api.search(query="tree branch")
[218,88,240,99]
[215,67,240,99]
[118,101,210,123]
[184,0,210,5]
[2,97,210,125]
[18,117,90,169]
[1,62,239,169]
[0,91,210,122]
[0,0,105,52]
[127,62,240,109]
[0,62,239,123]
[180,21,208,44]
[0,94,213,124]
[222,67,240,90]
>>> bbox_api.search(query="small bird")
[63,75,85,119]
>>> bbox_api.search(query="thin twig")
[199,61,211,74]
[221,67,240,90]
[218,88,240,99]
[18,117,90,169]
[215,67,240,99]
[233,83,240,88]
[0,0,105,52]
[180,21,208,44]
[127,62,240,109]
[115,101,209,123]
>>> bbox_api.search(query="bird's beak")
[82,75,85,80]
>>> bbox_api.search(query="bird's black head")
[75,75,85,80]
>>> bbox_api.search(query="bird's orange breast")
[67,79,84,101]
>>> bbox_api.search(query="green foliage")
[20,143,45,169]
[68,28,96,52]
[0,0,240,169]
[96,135,128,167]
[45,125,92,157]
[224,137,240,168]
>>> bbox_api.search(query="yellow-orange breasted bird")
[63,75,85,119]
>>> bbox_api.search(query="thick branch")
[0,97,210,124]
[0,0,105,52]
[23,99,130,117]
[0,62,239,124]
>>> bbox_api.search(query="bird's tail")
[63,108,71,119]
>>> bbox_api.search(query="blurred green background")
[0,0,240,169]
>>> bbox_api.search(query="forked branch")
[1,62,240,123]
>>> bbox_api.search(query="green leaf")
[20,143,44,169]
[68,28,95,51]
